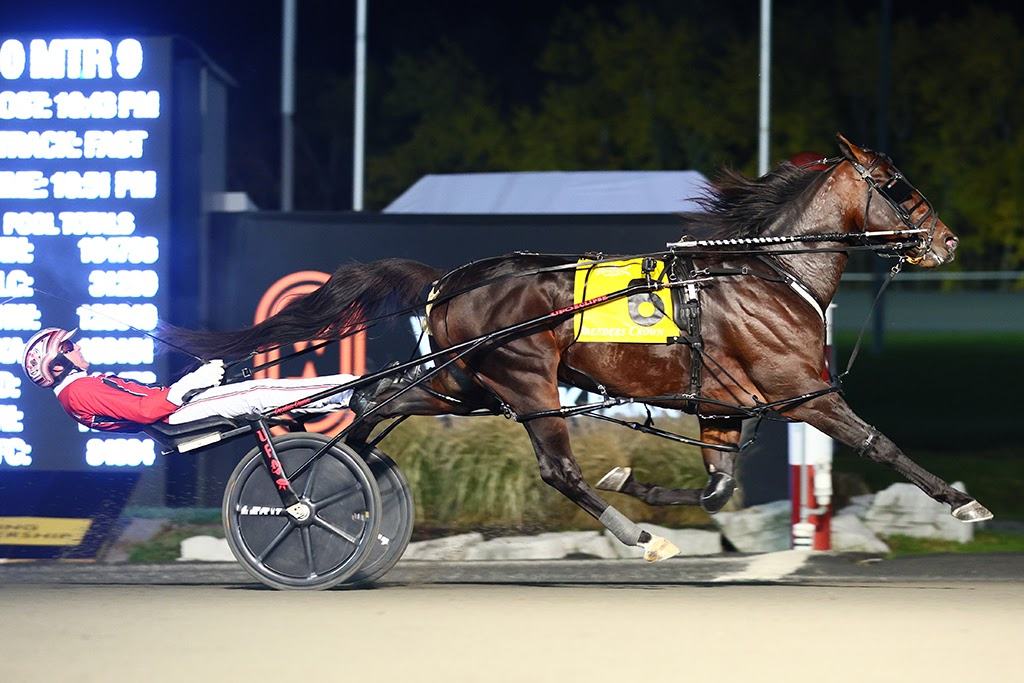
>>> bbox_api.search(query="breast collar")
[756,255,825,323]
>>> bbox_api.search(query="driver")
[21,327,363,431]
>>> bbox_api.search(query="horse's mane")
[679,161,823,239]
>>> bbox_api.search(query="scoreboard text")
[0,37,172,470]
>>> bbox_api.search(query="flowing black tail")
[162,258,441,360]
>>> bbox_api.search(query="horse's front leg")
[594,416,741,513]
[786,389,992,522]
[695,416,741,512]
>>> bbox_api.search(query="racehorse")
[169,134,991,561]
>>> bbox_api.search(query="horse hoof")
[596,466,632,492]
[641,535,680,563]
[951,500,993,523]
[700,472,737,514]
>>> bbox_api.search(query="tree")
[365,41,510,208]
[889,8,1024,270]
[351,2,1023,270]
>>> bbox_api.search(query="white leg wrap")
[599,506,643,546]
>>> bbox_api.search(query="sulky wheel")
[344,447,415,587]
[223,433,382,590]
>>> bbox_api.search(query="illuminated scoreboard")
[0,37,172,471]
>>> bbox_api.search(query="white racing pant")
[167,373,357,424]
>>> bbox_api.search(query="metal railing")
[841,270,1024,282]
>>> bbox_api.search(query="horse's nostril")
[946,237,958,251]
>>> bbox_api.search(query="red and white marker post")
[788,303,835,550]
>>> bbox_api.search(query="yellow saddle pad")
[573,258,681,343]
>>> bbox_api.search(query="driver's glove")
[167,360,225,405]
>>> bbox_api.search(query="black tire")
[344,448,415,587]
[223,434,381,590]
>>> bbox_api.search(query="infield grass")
[380,413,715,537]
[833,331,1023,519]
[834,331,1023,450]
[884,530,1024,556]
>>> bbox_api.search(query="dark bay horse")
[172,134,991,561]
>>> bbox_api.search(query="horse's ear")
[835,133,873,166]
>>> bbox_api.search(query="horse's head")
[835,133,959,268]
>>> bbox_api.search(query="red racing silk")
[53,372,178,432]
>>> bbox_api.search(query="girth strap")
[668,255,704,414]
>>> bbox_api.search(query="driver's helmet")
[22,327,77,388]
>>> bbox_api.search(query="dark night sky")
[0,1,614,99]
[0,0,637,198]
[2,2,1020,58]
[2,0,1021,203]
[4,0,1021,110]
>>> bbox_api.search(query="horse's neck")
[767,187,850,309]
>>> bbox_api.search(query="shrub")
[377,413,713,535]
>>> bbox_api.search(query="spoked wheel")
[344,447,415,587]
[223,434,381,590]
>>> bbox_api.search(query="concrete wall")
[832,290,1023,332]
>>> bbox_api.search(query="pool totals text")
[0,38,172,470]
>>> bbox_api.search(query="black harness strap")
[667,254,704,414]
[756,253,824,312]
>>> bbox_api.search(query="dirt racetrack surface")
[2,569,1022,682]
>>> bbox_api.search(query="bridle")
[844,154,940,265]
[803,153,940,265]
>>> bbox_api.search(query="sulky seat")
[143,416,250,454]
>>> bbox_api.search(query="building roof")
[384,170,709,214]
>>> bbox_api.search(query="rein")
[234,230,918,370]
[839,255,906,379]
[229,227,915,414]
[212,158,934,448]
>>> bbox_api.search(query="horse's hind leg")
[595,417,741,513]
[520,415,679,561]
[787,391,992,522]
[472,347,680,561]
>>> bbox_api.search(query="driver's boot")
[350,362,426,418]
